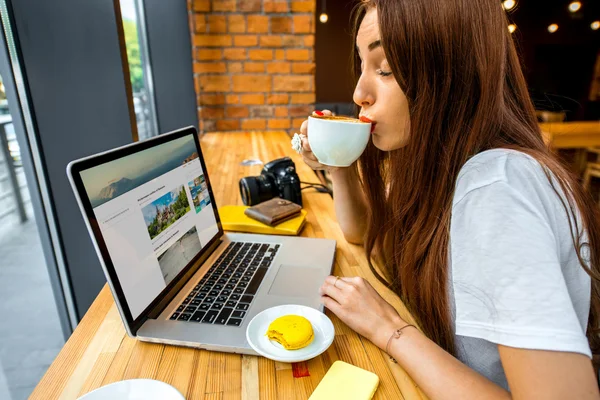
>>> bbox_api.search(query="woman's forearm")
[377,325,511,400]
[330,166,368,244]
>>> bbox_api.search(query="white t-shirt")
[449,149,592,390]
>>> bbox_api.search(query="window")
[120,0,159,140]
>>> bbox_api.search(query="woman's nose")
[353,79,374,108]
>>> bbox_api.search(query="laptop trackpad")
[267,265,323,297]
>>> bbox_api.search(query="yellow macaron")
[266,314,314,350]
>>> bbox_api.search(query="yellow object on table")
[218,205,307,235]
[266,315,314,350]
[309,361,380,400]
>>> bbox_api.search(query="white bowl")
[246,304,335,363]
[77,379,184,400]
[307,116,371,167]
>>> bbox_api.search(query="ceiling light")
[548,24,559,33]
[592,21,600,31]
[503,0,516,10]
[568,2,582,13]
[319,0,328,23]
[508,24,517,34]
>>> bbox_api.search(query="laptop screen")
[78,134,219,319]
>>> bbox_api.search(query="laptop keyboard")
[169,241,279,327]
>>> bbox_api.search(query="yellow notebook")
[309,361,380,400]
[218,205,307,236]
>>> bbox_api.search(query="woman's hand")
[298,110,343,173]
[319,275,407,350]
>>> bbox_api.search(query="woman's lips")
[359,116,377,133]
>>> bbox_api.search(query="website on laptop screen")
[79,135,219,319]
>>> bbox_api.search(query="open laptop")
[67,126,336,355]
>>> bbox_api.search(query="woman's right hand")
[299,110,341,173]
[299,110,368,244]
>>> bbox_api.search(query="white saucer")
[246,304,335,363]
[77,379,185,400]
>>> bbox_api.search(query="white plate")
[77,379,185,400]
[246,304,335,363]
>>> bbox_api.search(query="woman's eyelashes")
[377,69,393,77]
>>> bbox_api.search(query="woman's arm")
[328,166,368,244]
[298,111,368,244]
[383,321,598,399]
[320,276,600,400]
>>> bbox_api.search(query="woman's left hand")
[319,275,407,350]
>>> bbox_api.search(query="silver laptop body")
[67,126,335,355]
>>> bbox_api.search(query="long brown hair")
[352,0,600,363]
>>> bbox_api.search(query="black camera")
[239,157,302,207]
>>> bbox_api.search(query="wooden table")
[540,121,600,175]
[540,121,600,149]
[31,131,424,400]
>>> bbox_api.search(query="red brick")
[268,118,291,129]
[291,1,315,12]
[194,62,227,74]
[199,75,231,92]
[234,35,258,46]
[199,94,226,105]
[226,106,250,118]
[275,49,285,60]
[286,49,310,61]
[207,15,227,33]
[271,17,292,33]
[293,15,313,33]
[228,15,246,33]
[241,119,267,130]
[193,34,232,47]
[291,93,315,104]
[228,62,243,73]
[213,0,236,12]
[233,75,272,92]
[267,94,289,104]
[292,62,315,74]
[216,120,240,130]
[202,106,225,119]
[248,49,273,61]
[194,15,206,33]
[250,106,274,118]
[241,94,265,104]
[195,76,201,94]
[244,62,265,73]
[292,117,306,128]
[197,49,222,60]
[259,36,283,47]
[200,119,217,132]
[193,0,210,12]
[274,106,288,117]
[304,35,314,47]
[237,0,261,12]
[247,15,269,33]
[226,94,240,104]
[281,35,304,47]
[223,48,247,60]
[264,0,289,12]
[289,105,312,117]
[266,62,290,74]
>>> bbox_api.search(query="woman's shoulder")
[453,148,552,207]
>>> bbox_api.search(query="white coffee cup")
[307,116,371,167]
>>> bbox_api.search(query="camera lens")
[239,175,277,206]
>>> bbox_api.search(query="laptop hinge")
[146,238,224,320]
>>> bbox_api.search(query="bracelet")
[385,324,415,363]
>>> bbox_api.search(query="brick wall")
[189,0,316,133]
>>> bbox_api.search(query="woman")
[299,0,600,398]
